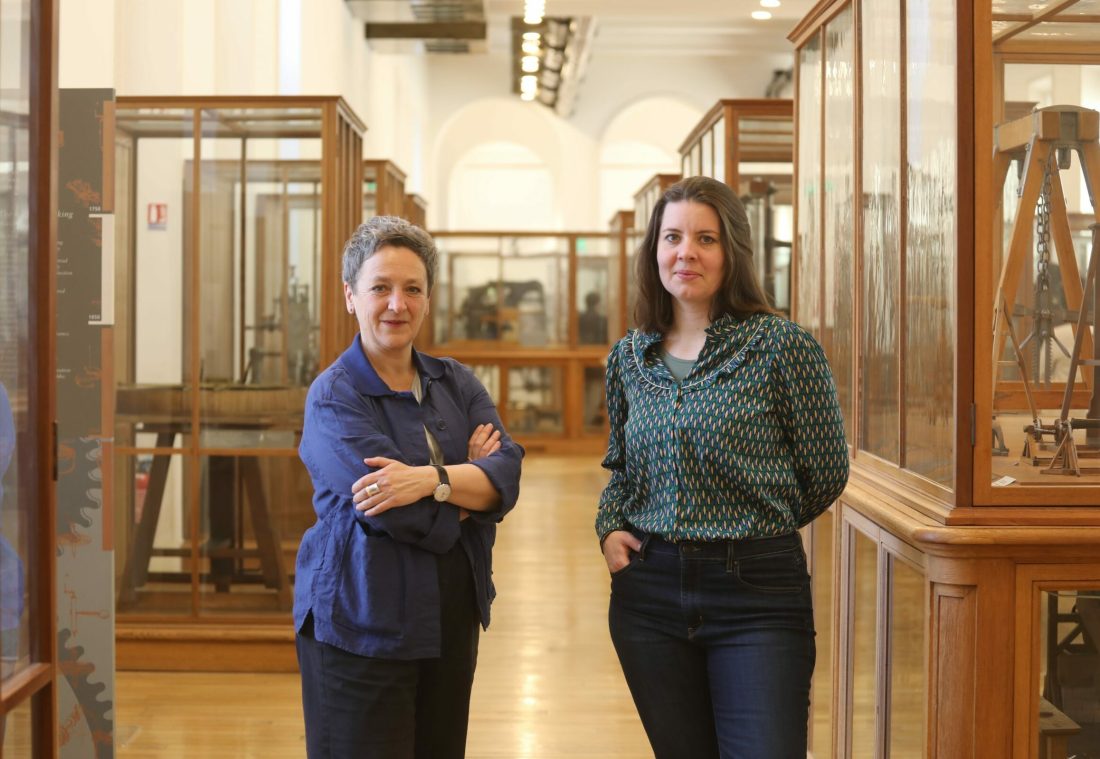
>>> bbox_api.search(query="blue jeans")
[609,530,815,759]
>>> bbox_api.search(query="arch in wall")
[597,95,703,225]
[431,97,564,230]
[446,141,556,230]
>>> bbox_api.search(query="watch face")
[434,482,452,502]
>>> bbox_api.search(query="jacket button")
[436,419,447,430]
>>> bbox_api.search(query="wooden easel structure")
[993,106,1100,473]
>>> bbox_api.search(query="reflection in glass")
[850,528,878,756]
[905,0,956,486]
[861,0,902,463]
[797,35,823,334]
[888,557,926,757]
[1039,589,1100,757]
[507,366,563,435]
[823,6,855,442]
[809,510,835,759]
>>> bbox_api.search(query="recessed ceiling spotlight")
[751,10,772,19]
[761,0,780,6]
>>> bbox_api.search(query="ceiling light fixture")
[751,10,772,19]
[524,0,545,24]
[512,16,594,116]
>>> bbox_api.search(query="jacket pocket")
[331,524,407,636]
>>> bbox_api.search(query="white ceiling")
[347,0,819,57]
[485,0,817,56]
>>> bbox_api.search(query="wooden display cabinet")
[111,96,364,670]
[679,99,794,315]
[405,193,428,228]
[363,158,408,220]
[632,172,681,235]
[791,1,1100,756]
[425,231,629,453]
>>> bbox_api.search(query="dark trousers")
[297,542,480,759]
[609,531,815,759]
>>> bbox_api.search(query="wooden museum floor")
[115,454,653,758]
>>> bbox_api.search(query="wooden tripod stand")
[993,106,1100,470]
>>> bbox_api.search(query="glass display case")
[789,0,1100,755]
[427,231,630,451]
[632,173,681,233]
[363,158,407,220]
[405,192,428,228]
[111,96,364,667]
[0,0,58,751]
[678,99,794,314]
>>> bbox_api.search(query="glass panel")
[713,117,726,185]
[993,66,1100,486]
[905,0,956,487]
[861,0,902,462]
[116,453,192,616]
[701,128,714,179]
[501,237,564,347]
[850,528,878,756]
[1038,590,1100,757]
[626,229,643,331]
[823,6,855,443]
[582,365,608,436]
[434,235,576,349]
[796,35,823,334]
[117,120,196,449]
[809,510,835,759]
[888,557,926,757]
[0,0,34,685]
[468,365,500,404]
[363,162,378,220]
[506,366,564,435]
[577,236,613,345]
[198,454,298,616]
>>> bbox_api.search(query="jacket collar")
[340,336,445,397]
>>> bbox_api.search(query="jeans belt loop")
[725,542,735,574]
[639,532,652,561]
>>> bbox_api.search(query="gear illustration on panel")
[58,628,113,758]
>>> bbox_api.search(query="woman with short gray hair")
[295,216,524,758]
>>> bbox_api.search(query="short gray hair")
[342,216,438,292]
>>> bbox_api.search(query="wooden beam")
[365,21,486,40]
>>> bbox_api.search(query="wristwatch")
[432,465,452,502]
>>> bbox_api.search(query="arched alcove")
[447,141,555,230]
[431,98,563,230]
[597,96,703,225]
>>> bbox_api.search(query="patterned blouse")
[596,312,849,542]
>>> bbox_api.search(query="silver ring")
[365,483,381,497]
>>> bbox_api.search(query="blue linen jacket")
[295,338,523,660]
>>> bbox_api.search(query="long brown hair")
[633,176,776,334]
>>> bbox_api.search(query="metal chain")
[1033,160,1055,386]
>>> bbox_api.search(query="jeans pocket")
[610,551,642,578]
[734,545,808,594]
